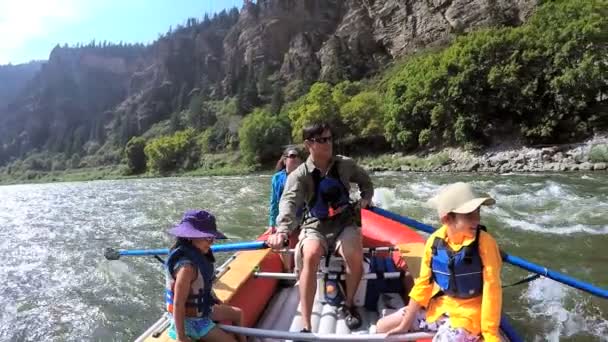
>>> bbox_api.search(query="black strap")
[447,256,459,294]
[308,168,323,209]
[429,237,441,284]
[463,224,484,264]
[502,273,542,288]
[154,255,165,264]
[431,237,440,256]
[375,257,385,280]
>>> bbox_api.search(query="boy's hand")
[386,308,416,336]
[386,320,412,335]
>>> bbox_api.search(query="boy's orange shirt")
[409,225,503,342]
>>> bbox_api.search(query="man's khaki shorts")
[294,225,362,274]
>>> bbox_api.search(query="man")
[266,122,374,333]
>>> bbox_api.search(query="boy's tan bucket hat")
[427,182,495,218]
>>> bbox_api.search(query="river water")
[0,173,606,341]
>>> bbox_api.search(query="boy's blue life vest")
[364,255,406,311]
[430,225,486,299]
[306,160,351,221]
[165,244,217,317]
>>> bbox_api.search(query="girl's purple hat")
[168,210,227,239]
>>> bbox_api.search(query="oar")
[370,207,608,299]
[104,241,269,260]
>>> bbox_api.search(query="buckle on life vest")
[328,204,350,218]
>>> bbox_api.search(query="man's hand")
[359,198,371,209]
[266,232,288,249]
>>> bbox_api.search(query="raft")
[136,209,519,341]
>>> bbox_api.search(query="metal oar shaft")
[370,207,608,299]
[276,246,400,254]
[217,324,435,341]
[254,271,406,280]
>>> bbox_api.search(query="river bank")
[360,135,608,173]
[1,136,607,186]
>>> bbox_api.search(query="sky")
[0,0,243,65]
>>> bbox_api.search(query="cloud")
[0,0,87,64]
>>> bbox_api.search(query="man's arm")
[275,171,306,235]
[347,159,374,203]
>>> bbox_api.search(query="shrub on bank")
[382,0,607,150]
[144,129,196,173]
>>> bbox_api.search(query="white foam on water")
[373,186,423,211]
[238,185,257,195]
[372,187,402,209]
[523,278,608,341]
[501,217,608,235]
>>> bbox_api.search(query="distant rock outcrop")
[0,0,538,164]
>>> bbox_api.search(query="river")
[0,172,606,341]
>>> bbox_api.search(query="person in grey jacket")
[266,122,374,333]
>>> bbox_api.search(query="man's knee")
[339,233,363,260]
[301,240,324,266]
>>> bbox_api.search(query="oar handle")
[369,207,608,300]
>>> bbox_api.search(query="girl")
[165,209,246,342]
[377,182,503,342]
[268,146,303,272]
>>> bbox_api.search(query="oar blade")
[104,247,121,260]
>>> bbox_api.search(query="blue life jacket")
[165,244,216,317]
[430,225,486,299]
[306,160,350,221]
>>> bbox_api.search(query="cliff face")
[0,45,147,158]
[0,0,538,164]
[0,61,43,110]
[224,0,537,85]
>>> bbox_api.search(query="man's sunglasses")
[308,136,333,144]
[285,154,299,159]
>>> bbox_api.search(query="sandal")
[294,328,311,342]
[340,305,362,330]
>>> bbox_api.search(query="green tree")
[288,82,341,141]
[339,91,384,136]
[144,129,196,174]
[186,95,216,129]
[239,108,291,165]
[125,136,147,174]
[332,81,362,108]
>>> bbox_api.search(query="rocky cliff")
[0,0,538,164]
[0,61,43,110]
